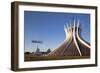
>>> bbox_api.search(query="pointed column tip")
[77,19,80,28]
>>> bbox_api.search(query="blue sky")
[24,11,90,52]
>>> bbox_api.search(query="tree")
[24,52,30,54]
[47,48,51,53]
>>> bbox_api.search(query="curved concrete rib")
[62,23,73,52]
[60,25,73,56]
[76,21,90,49]
[73,21,82,56]
[64,25,68,39]
[47,25,70,56]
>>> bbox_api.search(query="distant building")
[36,47,40,53]
[24,48,52,57]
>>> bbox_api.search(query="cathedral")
[48,20,90,56]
